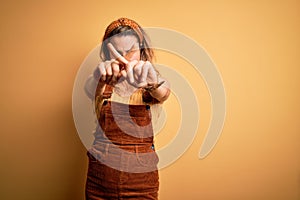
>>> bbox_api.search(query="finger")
[133,61,144,81]
[111,61,120,84]
[120,69,127,78]
[104,61,113,84]
[107,43,128,65]
[126,60,138,84]
[140,61,150,84]
[112,60,124,78]
[147,62,157,84]
[98,62,106,82]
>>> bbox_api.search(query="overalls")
[85,85,159,200]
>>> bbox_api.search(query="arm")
[149,77,171,102]
[84,74,105,100]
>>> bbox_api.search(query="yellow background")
[1,0,299,199]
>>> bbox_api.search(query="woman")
[84,17,170,199]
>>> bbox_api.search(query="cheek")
[125,51,140,61]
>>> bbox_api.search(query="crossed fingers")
[107,43,128,65]
[95,43,157,87]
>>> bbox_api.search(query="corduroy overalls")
[85,85,159,200]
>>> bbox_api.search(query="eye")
[126,49,133,54]
[128,43,139,52]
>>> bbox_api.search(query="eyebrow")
[117,43,138,53]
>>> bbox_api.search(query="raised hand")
[107,43,158,88]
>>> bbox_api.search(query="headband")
[103,18,144,43]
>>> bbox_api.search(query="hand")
[93,59,124,86]
[107,43,158,88]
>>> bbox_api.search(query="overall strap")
[94,82,114,101]
[102,84,113,99]
[94,84,113,118]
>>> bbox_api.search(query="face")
[109,35,141,61]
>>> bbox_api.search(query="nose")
[121,52,127,57]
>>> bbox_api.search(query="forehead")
[110,35,138,51]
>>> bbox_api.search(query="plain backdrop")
[0,0,299,200]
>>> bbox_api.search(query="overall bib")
[85,85,159,200]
